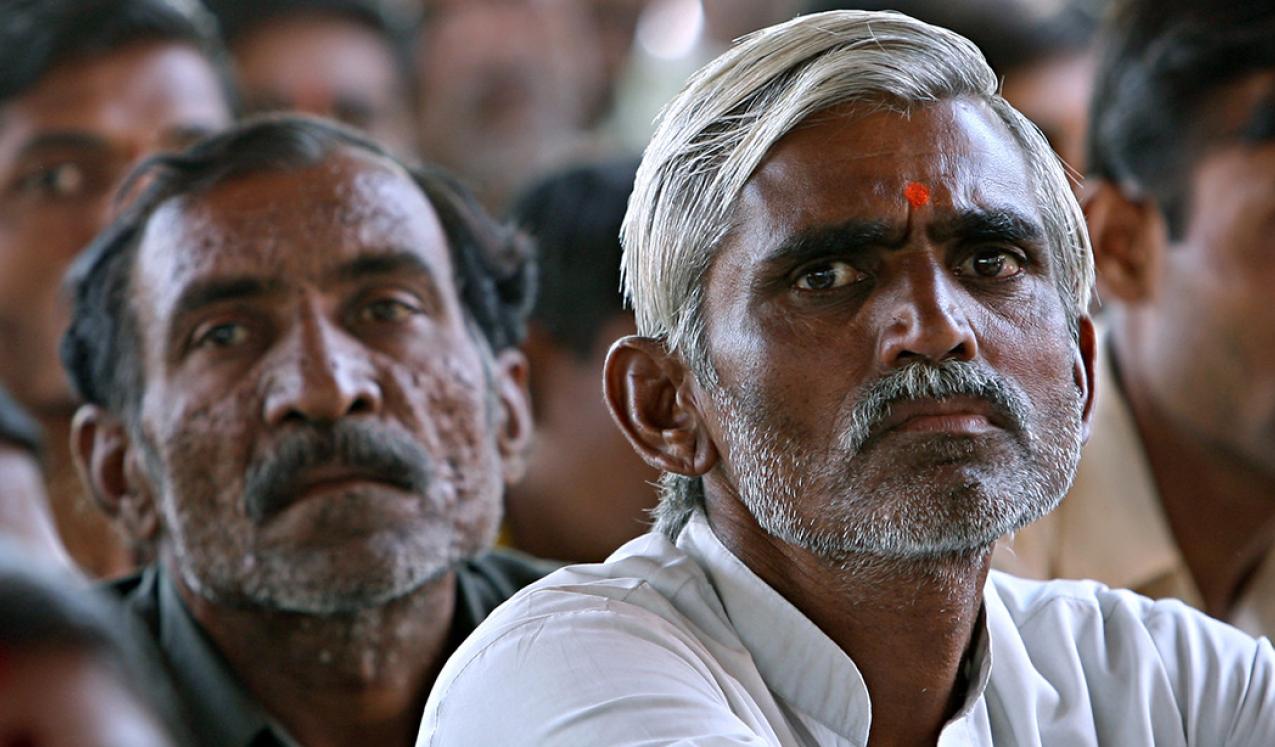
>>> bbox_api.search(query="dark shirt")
[110,551,556,747]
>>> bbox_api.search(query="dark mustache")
[242,421,433,523]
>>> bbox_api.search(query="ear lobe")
[1082,179,1164,304]
[71,405,159,543]
[603,336,717,477]
[492,348,534,484]
[1073,315,1098,442]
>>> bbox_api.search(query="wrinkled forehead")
[735,98,1040,239]
[132,150,453,316]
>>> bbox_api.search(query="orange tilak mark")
[903,181,931,208]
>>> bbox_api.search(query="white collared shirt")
[419,511,1275,746]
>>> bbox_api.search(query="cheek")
[393,353,498,479]
[148,385,260,506]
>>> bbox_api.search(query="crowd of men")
[0,0,1273,745]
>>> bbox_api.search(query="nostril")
[347,395,376,415]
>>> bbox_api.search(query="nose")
[875,256,978,368]
[263,307,383,426]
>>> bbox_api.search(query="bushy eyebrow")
[759,219,903,272]
[925,207,1045,247]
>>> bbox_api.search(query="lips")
[252,463,414,522]
[872,396,1006,438]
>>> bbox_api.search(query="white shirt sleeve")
[418,594,780,747]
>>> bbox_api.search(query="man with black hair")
[0,386,70,570]
[996,1,1275,634]
[205,0,419,156]
[0,0,234,576]
[66,114,548,747]
[505,158,659,561]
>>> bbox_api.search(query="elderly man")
[65,116,549,747]
[0,0,234,576]
[993,0,1275,633]
[419,11,1275,746]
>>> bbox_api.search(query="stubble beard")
[710,361,1084,565]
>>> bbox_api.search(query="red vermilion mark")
[903,181,931,208]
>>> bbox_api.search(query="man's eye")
[194,322,249,349]
[955,249,1024,279]
[359,298,419,323]
[16,162,86,199]
[794,261,866,291]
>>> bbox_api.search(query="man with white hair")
[418,10,1275,746]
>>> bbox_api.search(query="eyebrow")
[760,219,904,272]
[925,207,1045,247]
[324,250,440,286]
[13,131,111,161]
[171,276,285,325]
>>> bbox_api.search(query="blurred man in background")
[414,0,604,210]
[0,386,70,571]
[207,0,420,157]
[0,0,234,577]
[68,117,548,747]
[0,541,191,747]
[997,0,1275,635]
[506,158,658,561]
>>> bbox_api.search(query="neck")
[35,409,135,578]
[706,497,987,747]
[178,570,458,747]
[1111,344,1275,618]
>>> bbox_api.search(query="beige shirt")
[993,341,1275,637]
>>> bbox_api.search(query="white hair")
[621,10,1095,537]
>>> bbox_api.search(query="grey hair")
[622,10,1094,539]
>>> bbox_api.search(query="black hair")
[61,114,534,416]
[800,0,1100,75]
[0,0,234,108]
[1087,0,1275,239]
[0,543,193,745]
[204,0,417,96]
[509,158,639,359]
[0,385,41,457]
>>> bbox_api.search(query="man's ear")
[492,348,534,484]
[603,336,717,477]
[1074,315,1098,443]
[1082,179,1165,304]
[70,405,159,543]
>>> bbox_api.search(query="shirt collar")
[676,511,994,742]
[154,567,298,747]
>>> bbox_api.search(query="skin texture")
[73,150,531,747]
[0,649,173,747]
[606,100,1095,746]
[0,40,231,577]
[508,316,659,561]
[231,11,418,157]
[1086,71,1275,616]
[0,444,72,572]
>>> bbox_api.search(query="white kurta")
[420,511,1275,746]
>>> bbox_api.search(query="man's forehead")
[737,98,1038,232]
[134,151,451,300]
